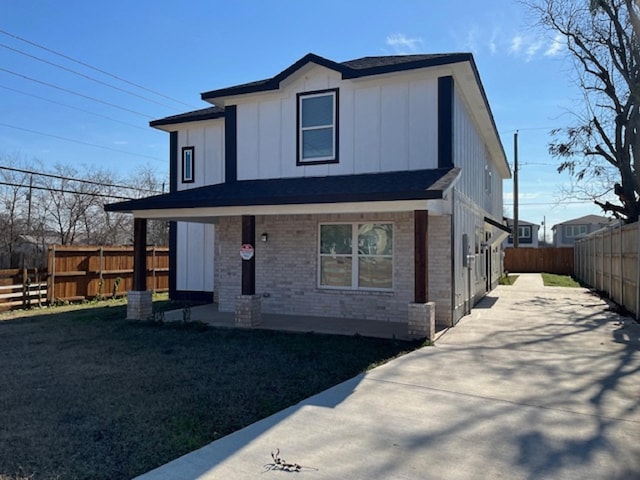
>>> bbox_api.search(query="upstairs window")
[297,89,338,165]
[565,225,587,238]
[485,165,492,195]
[182,146,194,183]
[518,225,531,238]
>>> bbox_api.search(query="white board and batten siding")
[173,119,224,293]
[236,64,441,181]
[451,87,505,322]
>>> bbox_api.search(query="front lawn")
[0,301,422,480]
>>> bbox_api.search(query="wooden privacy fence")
[0,268,47,310]
[504,247,574,275]
[574,222,639,319]
[47,246,169,303]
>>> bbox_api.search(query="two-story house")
[503,218,540,248]
[106,53,511,336]
[552,214,613,247]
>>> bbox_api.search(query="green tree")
[529,0,639,222]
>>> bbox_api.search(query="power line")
[0,180,134,200]
[0,67,153,118]
[0,123,164,162]
[0,165,163,193]
[0,42,179,110]
[0,27,197,109]
[0,83,148,131]
[504,201,595,206]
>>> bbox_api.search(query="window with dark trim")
[507,225,532,244]
[297,88,339,165]
[182,146,194,183]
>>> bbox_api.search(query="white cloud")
[386,33,424,54]
[509,35,523,53]
[544,33,564,56]
[488,29,499,55]
[526,39,543,61]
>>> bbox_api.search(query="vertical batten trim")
[168,131,178,299]
[438,76,454,169]
[225,105,238,183]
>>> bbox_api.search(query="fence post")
[152,246,156,294]
[620,223,624,306]
[22,267,27,309]
[48,245,56,304]
[36,267,42,307]
[610,226,613,298]
[99,247,104,300]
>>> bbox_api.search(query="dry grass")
[0,299,422,479]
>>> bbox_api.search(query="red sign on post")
[240,243,254,260]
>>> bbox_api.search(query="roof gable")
[552,214,612,228]
[200,52,472,104]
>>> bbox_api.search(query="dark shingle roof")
[150,53,474,127]
[105,167,460,213]
[200,52,472,101]
[149,106,225,127]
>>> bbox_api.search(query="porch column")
[236,215,261,327]
[127,218,152,320]
[408,210,435,340]
[241,215,255,295]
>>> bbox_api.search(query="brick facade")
[215,211,453,326]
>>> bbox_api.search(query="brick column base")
[408,302,436,340]
[235,295,261,327]
[127,290,153,320]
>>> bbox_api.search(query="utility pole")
[513,131,519,248]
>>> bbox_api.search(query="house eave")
[129,198,451,222]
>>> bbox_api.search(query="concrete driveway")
[136,273,640,479]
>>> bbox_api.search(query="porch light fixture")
[261,233,268,243]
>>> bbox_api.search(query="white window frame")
[565,225,587,238]
[318,222,394,291]
[518,225,531,239]
[297,89,338,165]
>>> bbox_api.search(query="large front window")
[319,223,393,290]
[297,89,338,165]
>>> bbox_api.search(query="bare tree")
[123,164,168,246]
[0,154,31,266]
[528,0,639,222]
[36,163,107,245]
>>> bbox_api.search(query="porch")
[159,302,442,341]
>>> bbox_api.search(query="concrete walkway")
[136,274,640,479]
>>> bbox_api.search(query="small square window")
[297,89,339,165]
[182,146,194,183]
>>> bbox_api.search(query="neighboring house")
[552,214,614,247]
[106,52,511,330]
[503,218,540,248]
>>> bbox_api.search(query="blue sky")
[1,0,609,239]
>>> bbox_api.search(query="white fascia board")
[131,198,450,221]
